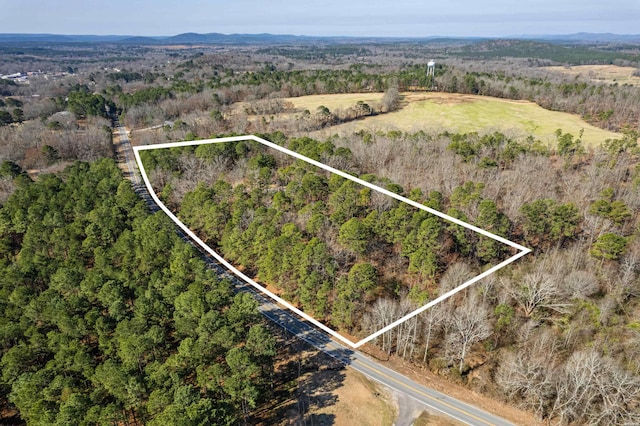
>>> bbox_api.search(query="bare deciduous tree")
[552,349,640,425]
[362,297,397,355]
[446,295,492,371]
[439,262,474,295]
[505,270,568,318]
[421,304,442,363]
[381,87,400,112]
[563,270,600,300]
[496,329,558,419]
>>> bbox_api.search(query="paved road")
[114,124,141,185]
[114,125,515,426]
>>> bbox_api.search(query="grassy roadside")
[252,330,397,426]
[307,369,397,426]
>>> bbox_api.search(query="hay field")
[285,92,621,146]
[286,92,385,112]
[545,64,640,87]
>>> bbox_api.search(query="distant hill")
[118,36,164,44]
[0,33,75,42]
[162,32,345,44]
[451,39,640,64]
[0,32,330,45]
[515,33,640,43]
[0,32,639,46]
[0,33,139,43]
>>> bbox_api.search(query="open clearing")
[304,369,397,426]
[286,92,385,112]
[545,64,640,87]
[286,92,621,146]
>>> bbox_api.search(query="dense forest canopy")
[0,159,276,425]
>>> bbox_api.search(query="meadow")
[545,64,640,87]
[285,92,621,146]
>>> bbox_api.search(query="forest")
[141,135,519,329]
[143,125,640,424]
[1,38,640,424]
[0,159,277,424]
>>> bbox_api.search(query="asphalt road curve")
[251,286,514,426]
[115,126,515,426]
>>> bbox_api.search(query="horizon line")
[1,31,639,39]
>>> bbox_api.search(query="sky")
[1,0,639,37]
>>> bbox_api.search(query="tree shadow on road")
[252,327,348,425]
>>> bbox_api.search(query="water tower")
[427,60,435,78]
[427,60,436,90]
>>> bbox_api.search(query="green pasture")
[294,93,622,146]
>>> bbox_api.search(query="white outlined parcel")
[133,135,531,348]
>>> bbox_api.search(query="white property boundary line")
[133,135,531,348]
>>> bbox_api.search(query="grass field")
[285,92,621,146]
[286,92,385,112]
[545,64,640,87]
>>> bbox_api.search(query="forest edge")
[133,134,532,348]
